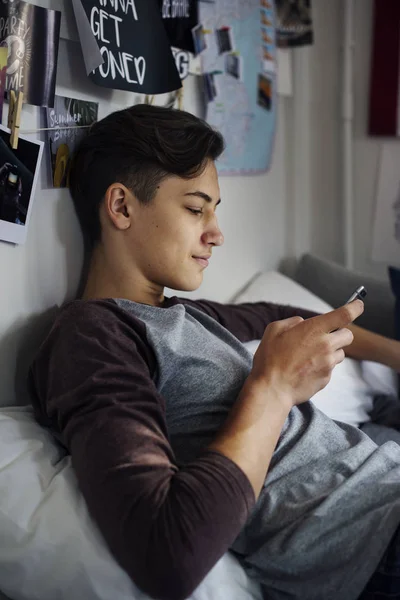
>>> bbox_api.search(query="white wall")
[352,0,389,279]
[0,24,290,406]
[294,0,391,280]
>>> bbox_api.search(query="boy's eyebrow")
[184,191,221,206]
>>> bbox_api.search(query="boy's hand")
[250,300,364,408]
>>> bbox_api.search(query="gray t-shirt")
[29,296,400,600]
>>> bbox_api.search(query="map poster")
[199,0,277,175]
[45,95,98,189]
[0,0,61,107]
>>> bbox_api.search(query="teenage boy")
[29,105,400,600]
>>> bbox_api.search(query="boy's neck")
[81,245,165,307]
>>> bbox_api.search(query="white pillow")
[236,271,397,427]
[0,407,262,600]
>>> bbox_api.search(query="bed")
[0,253,395,600]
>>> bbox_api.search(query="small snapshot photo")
[275,0,314,48]
[45,95,98,189]
[261,9,274,28]
[257,73,273,111]
[215,26,233,54]
[202,72,218,103]
[0,125,44,245]
[262,44,275,73]
[225,52,242,80]
[192,23,207,55]
[261,28,274,45]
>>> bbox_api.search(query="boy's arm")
[29,300,256,600]
[180,297,318,342]
[184,299,399,374]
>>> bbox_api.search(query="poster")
[159,0,198,54]
[75,0,182,95]
[368,0,400,136]
[371,144,400,268]
[0,124,43,245]
[275,0,313,48]
[45,95,98,189]
[171,47,200,79]
[199,0,277,175]
[0,0,61,107]
[0,47,7,119]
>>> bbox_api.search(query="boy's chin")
[168,275,203,293]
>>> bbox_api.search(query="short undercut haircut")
[69,104,225,248]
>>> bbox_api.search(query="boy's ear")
[103,183,132,231]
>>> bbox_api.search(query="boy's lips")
[193,255,211,267]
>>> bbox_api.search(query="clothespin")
[177,87,184,110]
[8,90,23,150]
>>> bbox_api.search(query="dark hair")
[69,104,225,248]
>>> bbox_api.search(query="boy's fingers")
[328,327,354,350]
[310,300,364,333]
[273,316,304,331]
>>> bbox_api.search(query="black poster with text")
[158,0,198,54]
[0,0,61,107]
[80,0,182,95]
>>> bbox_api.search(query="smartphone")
[331,286,367,332]
[345,285,367,304]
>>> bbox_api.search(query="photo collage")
[258,0,276,112]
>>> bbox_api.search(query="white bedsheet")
[0,406,262,600]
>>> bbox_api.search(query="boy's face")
[126,159,224,293]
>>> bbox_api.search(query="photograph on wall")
[275,0,313,48]
[371,144,400,268]
[261,7,273,27]
[191,23,207,55]
[0,125,43,245]
[45,95,98,189]
[202,72,218,103]
[215,26,233,55]
[225,52,242,80]
[75,0,181,95]
[257,73,273,110]
[0,47,7,119]
[159,0,199,54]
[0,0,61,107]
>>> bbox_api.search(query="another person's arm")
[345,322,400,371]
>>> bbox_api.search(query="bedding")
[0,406,263,600]
[0,269,396,600]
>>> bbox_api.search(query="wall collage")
[0,0,313,245]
